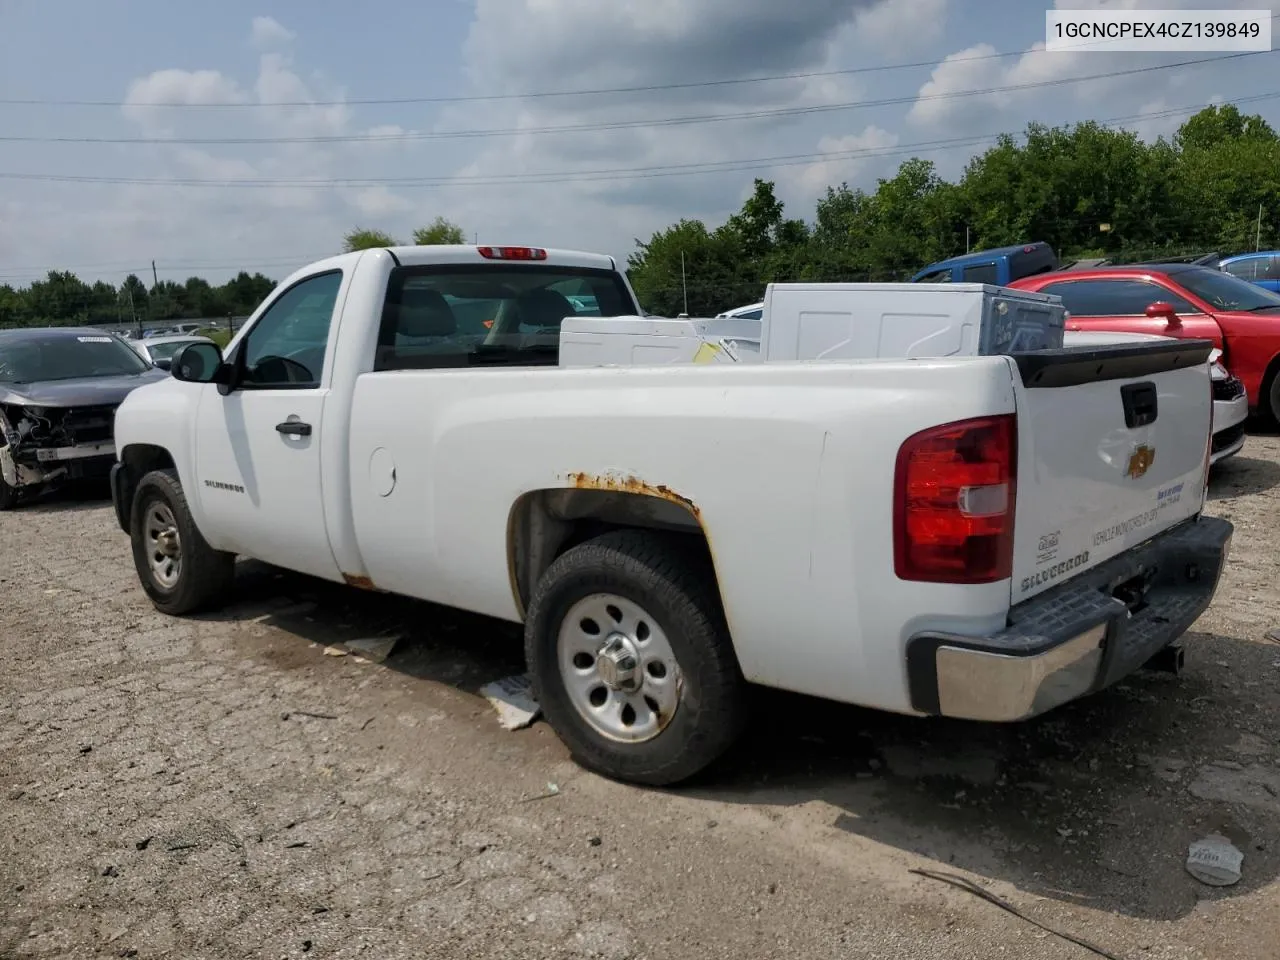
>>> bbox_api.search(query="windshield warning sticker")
[76,336,113,342]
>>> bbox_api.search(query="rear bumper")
[905,515,1233,721]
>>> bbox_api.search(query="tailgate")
[1009,339,1214,603]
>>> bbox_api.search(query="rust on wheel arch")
[564,471,702,523]
[342,573,377,591]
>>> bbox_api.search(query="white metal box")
[558,315,761,367]
[760,282,1064,361]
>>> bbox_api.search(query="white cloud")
[779,126,900,201]
[438,0,909,259]
[347,185,415,219]
[849,0,948,55]
[250,15,295,50]
[122,69,247,134]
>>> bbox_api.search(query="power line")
[6,32,1270,109]
[1,51,1271,146]
[2,90,1277,192]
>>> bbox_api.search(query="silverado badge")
[1126,444,1155,479]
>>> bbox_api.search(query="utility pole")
[1256,203,1263,251]
[966,225,970,254]
[126,285,138,338]
[151,260,159,289]
[681,252,688,316]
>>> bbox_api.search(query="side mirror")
[153,358,172,371]
[1145,301,1181,327]
[171,342,227,384]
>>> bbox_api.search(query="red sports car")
[1010,264,1280,423]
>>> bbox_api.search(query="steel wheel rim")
[556,593,683,743]
[144,501,182,589]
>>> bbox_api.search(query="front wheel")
[1267,370,1280,427]
[524,530,747,787]
[130,468,235,615]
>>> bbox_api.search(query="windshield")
[1175,267,1280,312]
[147,339,202,362]
[374,265,638,370]
[0,332,153,383]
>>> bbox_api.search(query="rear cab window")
[374,265,638,371]
[961,262,999,284]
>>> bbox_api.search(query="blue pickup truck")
[910,242,1058,285]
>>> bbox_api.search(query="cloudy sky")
[1,0,1278,287]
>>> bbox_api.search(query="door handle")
[276,419,312,437]
[1120,382,1158,429]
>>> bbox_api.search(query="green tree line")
[0,217,470,329]
[0,270,278,330]
[627,105,1280,316]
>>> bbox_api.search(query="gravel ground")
[2,435,1279,960]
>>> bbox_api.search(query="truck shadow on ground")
[204,561,1280,925]
[697,630,1280,923]
[1208,454,1280,500]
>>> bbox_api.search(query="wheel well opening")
[1262,352,1280,405]
[119,444,176,519]
[507,488,711,617]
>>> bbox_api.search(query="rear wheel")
[524,529,747,786]
[130,468,235,614]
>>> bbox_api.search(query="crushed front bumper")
[905,515,1233,722]
[1,442,116,489]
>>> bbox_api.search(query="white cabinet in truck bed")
[761,282,1065,361]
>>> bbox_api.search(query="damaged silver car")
[0,327,167,510]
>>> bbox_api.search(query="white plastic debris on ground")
[320,635,401,662]
[480,674,541,730]
[343,635,401,663]
[1186,834,1244,886]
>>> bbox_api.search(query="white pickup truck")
[109,245,1234,786]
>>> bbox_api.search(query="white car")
[108,245,1231,786]
[715,301,763,320]
[130,334,216,371]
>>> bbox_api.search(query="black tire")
[130,468,235,615]
[524,529,747,787]
[1267,369,1280,427]
[0,472,16,511]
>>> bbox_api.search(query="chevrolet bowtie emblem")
[1126,445,1156,479]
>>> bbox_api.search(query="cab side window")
[237,271,342,388]
[1038,279,1195,317]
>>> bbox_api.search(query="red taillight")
[477,246,547,261]
[893,414,1017,583]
